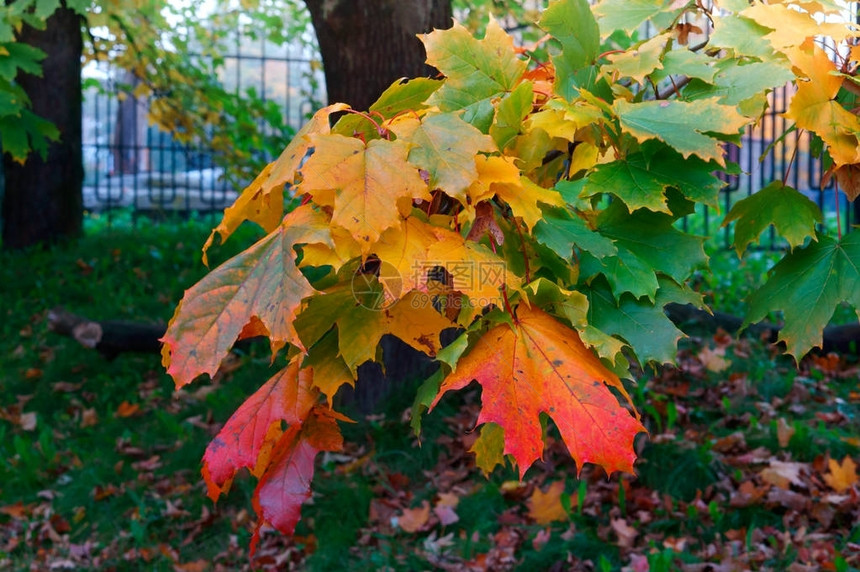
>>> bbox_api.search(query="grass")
[1,216,859,570]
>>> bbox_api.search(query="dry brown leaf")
[115,401,141,418]
[527,481,568,525]
[433,504,459,526]
[436,492,460,508]
[825,163,860,202]
[397,500,431,533]
[80,408,98,428]
[698,347,731,373]
[760,460,806,490]
[173,560,209,572]
[0,502,30,519]
[610,517,639,548]
[824,455,858,493]
[19,411,37,431]
[776,417,795,448]
[23,368,43,380]
[532,528,552,552]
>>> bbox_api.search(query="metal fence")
[82,36,324,223]
[688,85,858,249]
[82,19,856,248]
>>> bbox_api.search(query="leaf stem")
[835,179,842,240]
[343,109,388,138]
[512,217,532,283]
[488,238,518,324]
[781,129,801,187]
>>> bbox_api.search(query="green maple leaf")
[294,284,355,352]
[303,329,354,406]
[745,233,860,358]
[683,59,795,116]
[333,77,441,139]
[336,291,453,374]
[615,98,749,165]
[421,18,525,127]
[390,112,496,202]
[593,0,683,34]
[582,148,725,213]
[708,15,778,60]
[723,181,822,255]
[490,80,533,151]
[580,204,707,301]
[585,278,686,365]
[534,206,617,260]
[605,34,668,84]
[470,422,506,476]
[539,0,600,101]
[650,49,718,84]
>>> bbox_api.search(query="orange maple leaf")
[432,304,646,477]
[299,135,430,254]
[162,205,333,387]
[202,103,348,264]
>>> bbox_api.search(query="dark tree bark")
[2,5,84,250]
[303,0,452,112]
[302,0,453,411]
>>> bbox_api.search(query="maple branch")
[656,76,692,100]
[841,77,860,99]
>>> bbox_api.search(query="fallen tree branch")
[47,307,165,360]
[48,303,858,363]
[665,303,860,355]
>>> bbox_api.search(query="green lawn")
[1,218,859,570]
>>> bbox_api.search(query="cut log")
[47,304,858,410]
[47,307,165,360]
[665,303,860,355]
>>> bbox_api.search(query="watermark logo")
[351,259,508,311]
[350,258,403,311]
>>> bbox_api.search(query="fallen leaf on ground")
[824,456,858,493]
[698,347,731,372]
[760,460,806,489]
[398,501,431,533]
[611,518,639,548]
[80,408,98,428]
[19,411,37,431]
[527,481,568,524]
[532,528,552,551]
[776,417,795,448]
[116,401,141,418]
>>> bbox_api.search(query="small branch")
[656,76,692,100]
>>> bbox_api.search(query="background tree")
[1,3,83,250]
[304,0,452,112]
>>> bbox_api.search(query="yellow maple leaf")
[202,103,348,265]
[299,135,430,254]
[741,3,852,50]
[824,456,858,493]
[468,155,521,205]
[784,43,860,167]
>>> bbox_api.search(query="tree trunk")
[303,0,452,112]
[302,0,453,412]
[2,5,83,250]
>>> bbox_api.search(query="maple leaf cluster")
[160,0,860,548]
